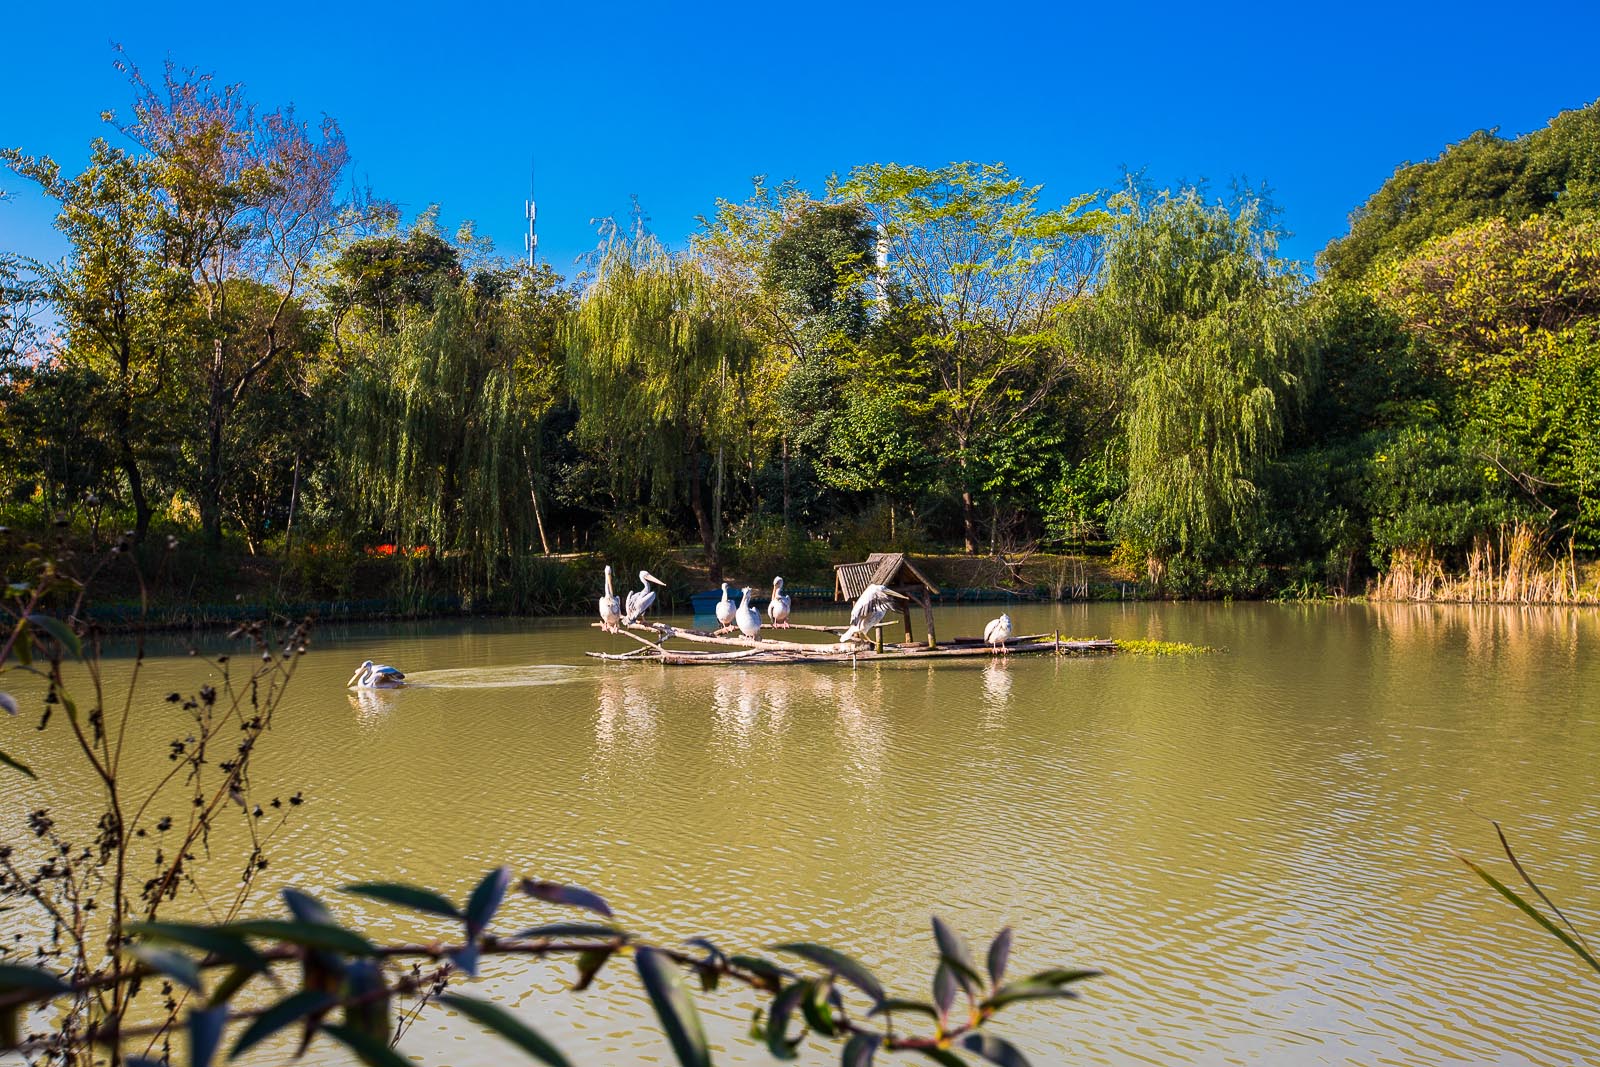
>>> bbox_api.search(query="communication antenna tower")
[524,163,538,267]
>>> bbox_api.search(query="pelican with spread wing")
[838,584,908,644]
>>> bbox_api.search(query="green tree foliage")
[325,223,464,339]
[1319,98,1600,283]
[565,228,755,581]
[3,139,193,539]
[836,162,1106,551]
[336,273,561,602]
[115,57,355,547]
[1374,215,1600,547]
[1089,187,1314,584]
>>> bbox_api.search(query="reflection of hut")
[833,552,940,648]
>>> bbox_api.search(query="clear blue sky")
[2,0,1597,277]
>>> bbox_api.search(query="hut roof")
[833,552,940,601]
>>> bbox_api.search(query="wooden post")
[901,604,914,645]
[920,590,937,648]
[874,625,884,653]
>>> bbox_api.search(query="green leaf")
[126,921,266,969]
[520,878,613,918]
[728,954,791,986]
[961,1033,1031,1067]
[919,1050,968,1067]
[635,946,712,1067]
[773,942,885,1005]
[24,614,80,659]
[932,917,982,992]
[841,1032,879,1067]
[11,624,29,666]
[986,927,1012,987]
[207,963,254,1007]
[981,972,1099,1011]
[221,919,377,956]
[799,980,840,1037]
[230,991,337,1056]
[465,866,512,937]
[324,1021,414,1067]
[573,947,612,991]
[764,981,808,1061]
[867,997,939,1020]
[0,963,71,999]
[129,946,201,991]
[515,922,628,940]
[0,748,34,780]
[1015,968,1100,987]
[439,993,573,1067]
[341,882,461,919]
[282,888,335,926]
[188,1005,227,1067]
[932,961,956,1016]
[1460,853,1600,973]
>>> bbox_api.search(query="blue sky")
[2,0,1597,277]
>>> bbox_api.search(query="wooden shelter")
[833,552,940,648]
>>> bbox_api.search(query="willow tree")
[1088,186,1314,583]
[338,282,535,602]
[566,230,754,581]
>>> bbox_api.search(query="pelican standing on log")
[736,586,763,642]
[623,570,667,626]
[715,582,737,629]
[348,660,405,689]
[838,584,908,644]
[767,576,791,628]
[984,612,1013,655]
[598,565,623,632]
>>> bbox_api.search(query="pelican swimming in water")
[715,582,737,629]
[838,584,908,644]
[767,576,792,628]
[623,570,667,626]
[598,565,623,632]
[735,586,763,642]
[983,612,1013,655]
[347,660,405,689]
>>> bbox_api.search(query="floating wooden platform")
[586,622,1116,666]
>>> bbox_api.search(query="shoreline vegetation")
[4,61,1599,630]
[20,529,1595,636]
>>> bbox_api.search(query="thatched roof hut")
[833,552,941,647]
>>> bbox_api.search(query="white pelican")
[767,576,792,628]
[348,660,405,689]
[715,582,737,629]
[983,613,1013,655]
[598,565,623,632]
[838,584,908,644]
[735,586,762,642]
[623,570,667,625]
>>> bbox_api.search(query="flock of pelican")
[348,572,1016,690]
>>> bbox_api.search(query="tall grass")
[1371,522,1600,604]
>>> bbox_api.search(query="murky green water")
[4,602,1599,1065]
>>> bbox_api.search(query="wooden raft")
[586,622,1116,666]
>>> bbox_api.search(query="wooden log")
[585,638,1116,667]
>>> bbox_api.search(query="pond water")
[3,602,1599,1065]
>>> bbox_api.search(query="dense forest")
[2,60,1598,610]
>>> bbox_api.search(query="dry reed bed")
[1370,523,1600,604]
